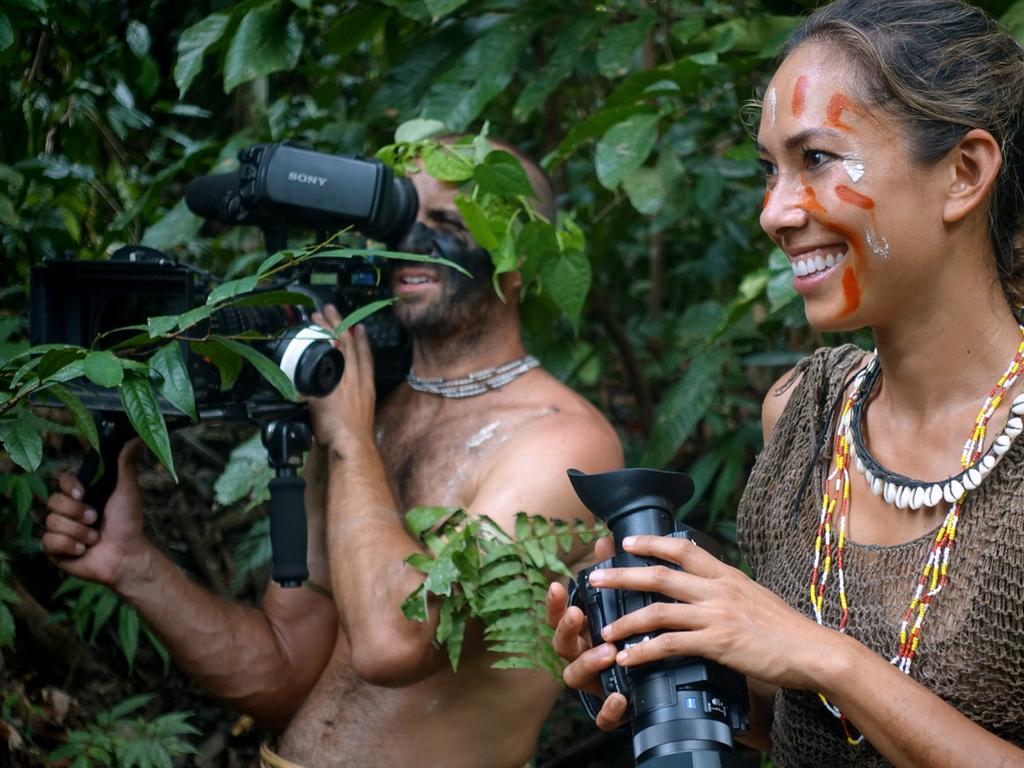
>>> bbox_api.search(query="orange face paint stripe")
[792,75,809,117]
[825,93,859,132]
[841,265,861,316]
[835,184,874,209]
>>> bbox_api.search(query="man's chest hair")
[375,401,557,511]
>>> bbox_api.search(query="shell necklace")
[808,327,1024,745]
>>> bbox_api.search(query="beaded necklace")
[406,354,539,398]
[808,327,1024,746]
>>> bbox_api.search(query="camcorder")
[567,467,752,768]
[30,143,423,586]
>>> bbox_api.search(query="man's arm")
[42,440,337,731]
[308,312,623,685]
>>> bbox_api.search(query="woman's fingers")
[594,693,629,732]
[562,643,618,696]
[621,535,725,577]
[587,562,703,604]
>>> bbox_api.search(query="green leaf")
[0,604,14,647]
[119,373,177,481]
[332,299,396,335]
[543,104,658,168]
[473,151,535,199]
[82,351,124,388]
[642,349,729,467]
[0,415,44,471]
[405,505,463,537]
[48,384,100,452]
[149,343,198,422]
[141,198,203,251]
[423,0,467,19]
[189,340,242,390]
[540,249,591,332]
[622,166,667,215]
[596,11,655,77]
[394,118,448,143]
[0,13,13,53]
[454,196,499,250]
[213,337,299,401]
[117,604,140,669]
[206,275,261,306]
[513,15,603,121]
[223,3,304,94]
[418,15,539,131]
[595,113,660,190]
[174,13,231,95]
[420,143,475,182]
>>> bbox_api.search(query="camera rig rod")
[261,417,312,587]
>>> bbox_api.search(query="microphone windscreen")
[185,172,240,220]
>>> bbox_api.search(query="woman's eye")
[803,149,833,169]
[758,159,777,179]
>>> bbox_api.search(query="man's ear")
[943,128,1002,224]
[498,270,523,294]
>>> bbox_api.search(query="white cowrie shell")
[927,484,943,507]
[950,478,965,499]
[884,482,897,505]
[910,486,925,510]
[872,476,884,496]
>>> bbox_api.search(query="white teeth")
[402,276,432,284]
[791,250,846,277]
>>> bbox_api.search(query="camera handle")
[261,416,311,588]
[78,412,135,519]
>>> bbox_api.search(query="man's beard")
[392,223,503,340]
[394,250,500,339]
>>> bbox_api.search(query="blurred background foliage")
[1,0,1021,764]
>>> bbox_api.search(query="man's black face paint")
[393,222,500,338]
[396,222,494,286]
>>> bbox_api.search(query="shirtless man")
[41,144,624,768]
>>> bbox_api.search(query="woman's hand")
[587,535,831,692]
[545,536,630,731]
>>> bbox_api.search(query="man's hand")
[308,303,376,451]
[41,440,152,588]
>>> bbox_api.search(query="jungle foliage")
[2,0,1022,765]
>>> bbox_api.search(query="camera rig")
[30,142,421,586]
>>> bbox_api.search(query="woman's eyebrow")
[758,127,846,154]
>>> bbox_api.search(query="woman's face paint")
[755,42,944,328]
[767,88,777,127]
[791,75,809,117]
[842,158,865,183]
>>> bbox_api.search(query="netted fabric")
[737,345,1024,767]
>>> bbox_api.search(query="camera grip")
[268,475,309,587]
[78,414,133,519]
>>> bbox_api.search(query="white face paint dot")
[767,88,777,128]
[843,159,865,184]
[865,227,890,259]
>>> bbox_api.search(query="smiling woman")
[549,1,1024,766]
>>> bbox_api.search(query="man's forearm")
[112,543,324,727]
[324,438,442,683]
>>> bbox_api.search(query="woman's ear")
[943,128,1002,223]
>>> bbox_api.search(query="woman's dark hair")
[782,0,1024,306]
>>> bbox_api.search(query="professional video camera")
[567,467,751,768]
[30,143,422,586]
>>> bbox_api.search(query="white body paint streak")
[866,227,890,259]
[768,88,777,128]
[466,420,502,451]
[843,159,865,183]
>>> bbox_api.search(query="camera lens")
[273,325,343,397]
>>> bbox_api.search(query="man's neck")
[409,313,526,379]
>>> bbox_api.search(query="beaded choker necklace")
[406,354,539,398]
[808,327,1024,746]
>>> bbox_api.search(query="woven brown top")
[737,345,1024,767]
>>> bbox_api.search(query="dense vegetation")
[2,0,1021,765]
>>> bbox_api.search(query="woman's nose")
[759,175,810,239]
